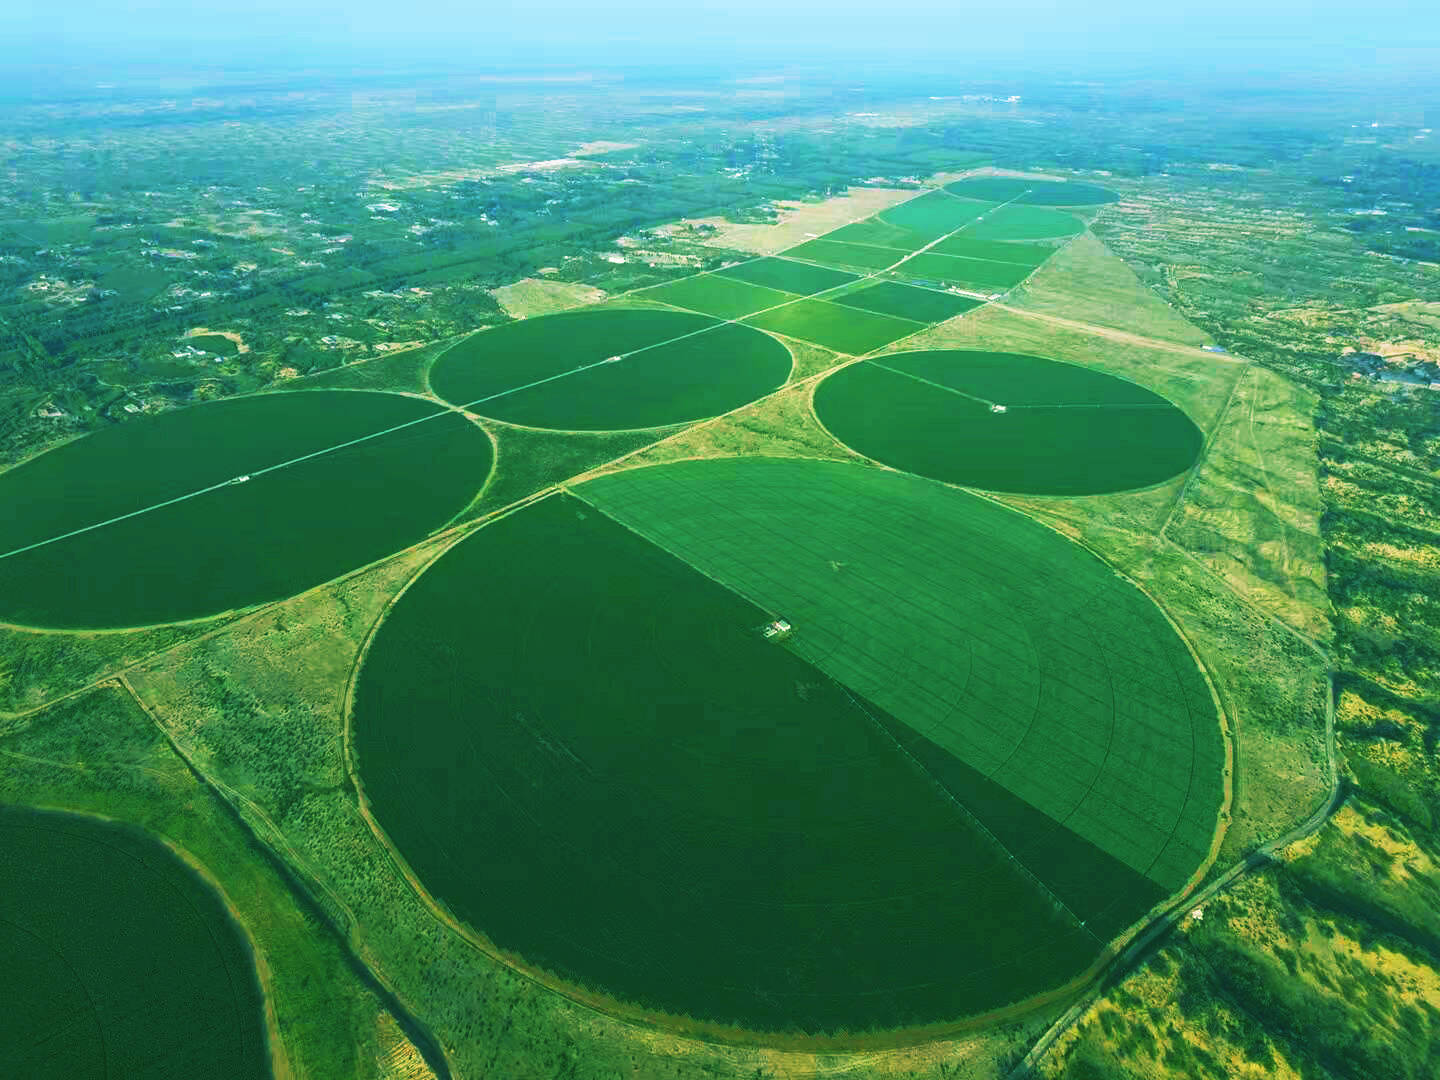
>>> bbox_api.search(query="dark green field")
[0,806,270,1080]
[813,350,1204,495]
[944,178,1118,206]
[351,493,1107,1033]
[743,298,922,353]
[633,274,798,318]
[0,391,492,627]
[966,204,1086,240]
[899,252,1035,290]
[714,256,857,295]
[832,281,982,322]
[874,191,993,239]
[579,459,1223,889]
[430,307,791,429]
[783,237,904,272]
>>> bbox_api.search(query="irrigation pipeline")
[0,188,1035,567]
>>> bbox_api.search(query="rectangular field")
[783,238,905,272]
[714,256,857,296]
[743,298,922,353]
[875,191,993,239]
[900,252,1036,290]
[632,274,798,319]
[823,218,931,252]
[966,204,1085,241]
[832,281,983,323]
[928,236,1057,266]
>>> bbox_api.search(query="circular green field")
[814,350,1203,494]
[429,307,792,430]
[0,806,269,1080]
[0,390,492,627]
[351,460,1223,1035]
[945,178,1119,206]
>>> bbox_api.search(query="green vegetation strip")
[743,298,922,354]
[0,806,270,1080]
[632,274,800,319]
[352,493,1103,1033]
[430,307,791,429]
[944,178,1119,206]
[814,350,1204,495]
[579,458,1223,890]
[831,281,983,323]
[714,256,857,295]
[0,390,492,627]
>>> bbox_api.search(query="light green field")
[832,281,983,323]
[783,238,905,272]
[633,274,799,319]
[929,236,1056,266]
[875,192,993,239]
[743,298,922,353]
[823,218,931,251]
[579,458,1224,889]
[714,256,858,295]
[900,252,1035,290]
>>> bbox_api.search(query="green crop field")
[832,281,983,322]
[899,252,1036,289]
[187,333,241,356]
[823,218,931,251]
[430,307,791,429]
[0,806,270,1079]
[966,204,1086,241]
[928,236,1057,266]
[0,390,492,627]
[944,178,1119,206]
[350,493,1108,1033]
[579,458,1223,890]
[813,350,1204,495]
[875,191,993,239]
[632,274,799,319]
[714,256,857,295]
[743,298,922,353]
[782,237,905,272]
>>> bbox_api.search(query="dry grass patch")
[688,186,918,255]
[1008,233,1213,347]
[490,277,607,318]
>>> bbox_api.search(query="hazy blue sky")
[4,0,1439,69]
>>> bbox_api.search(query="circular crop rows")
[351,458,1224,1036]
[430,307,792,430]
[814,350,1203,495]
[0,390,493,627]
[944,177,1120,206]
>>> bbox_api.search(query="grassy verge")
[0,686,406,1080]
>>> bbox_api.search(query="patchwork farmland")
[1,173,1240,1047]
